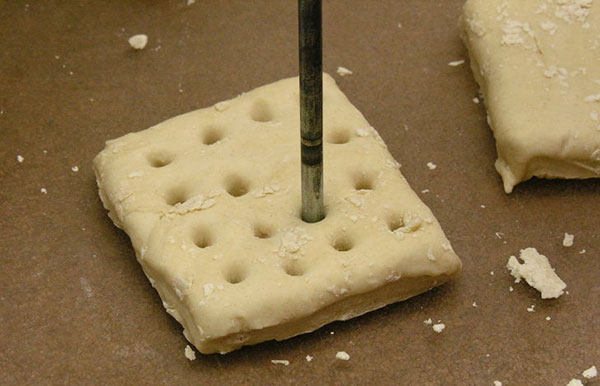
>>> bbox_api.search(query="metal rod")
[299,0,325,223]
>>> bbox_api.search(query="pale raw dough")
[93,74,462,354]
[461,0,600,193]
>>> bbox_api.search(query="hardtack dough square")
[93,74,461,354]
[461,0,600,193]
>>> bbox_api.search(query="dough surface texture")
[461,0,600,192]
[93,74,461,354]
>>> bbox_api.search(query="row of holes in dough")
[193,216,405,251]
[220,259,305,284]
[147,126,354,169]
[165,173,376,205]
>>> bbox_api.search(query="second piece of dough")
[461,0,600,193]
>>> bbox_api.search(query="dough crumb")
[426,162,437,170]
[203,283,214,297]
[583,365,597,379]
[128,34,148,50]
[448,59,465,67]
[566,379,583,386]
[397,22,403,28]
[17,155,24,163]
[271,359,289,366]
[423,318,433,325]
[336,66,353,76]
[472,301,478,307]
[562,233,574,247]
[40,188,47,194]
[335,351,350,361]
[546,316,552,321]
[493,381,503,386]
[187,0,196,4]
[305,355,313,362]
[432,323,445,333]
[527,305,535,312]
[506,248,566,299]
[184,345,196,361]
[473,97,480,103]
[71,166,79,172]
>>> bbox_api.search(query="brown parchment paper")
[1,1,598,385]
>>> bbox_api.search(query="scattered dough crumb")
[546,316,551,321]
[448,59,465,67]
[335,351,350,361]
[579,249,586,254]
[583,365,597,379]
[509,286,514,292]
[493,381,503,386]
[490,271,494,276]
[424,318,433,325]
[432,323,445,333]
[397,22,402,28]
[473,97,480,103]
[527,305,535,312]
[506,248,566,299]
[184,345,196,361]
[187,0,196,4]
[271,359,289,366]
[17,155,24,163]
[562,233,574,247]
[40,188,47,194]
[566,379,583,386]
[426,162,437,170]
[203,283,214,297]
[305,355,313,362]
[336,66,353,76]
[71,166,79,172]
[472,301,478,307]
[128,34,148,50]
[421,189,430,193]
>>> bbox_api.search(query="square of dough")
[93,74,461,354]
[461,0,600,193]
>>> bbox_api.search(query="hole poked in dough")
[283,260,305,277]
[326,128,351,144]
[147,152,173,168]
[224,265,247,284]
[387,215,404,232]
[250,98,273,122]
[353,173,375,191]
[165,187,188,206]
[332,234,354,252]
[203,125,225,145]
[225,175,250,197]
[253,223,273,239]
[193,227,213,248]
